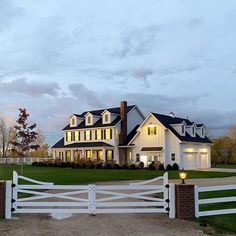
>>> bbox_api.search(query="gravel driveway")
[2,177,235,236]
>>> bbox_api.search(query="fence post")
[169,183,175,219]
[194,186,199,218]
[5,181,12,219]
[12,171,18,213]
[163,172,169,212]
[88,184,96,215]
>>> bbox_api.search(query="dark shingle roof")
[63,105,135,130]
[51,138,113,149]
[152,113,212,144]
[63,117,121,130]
[124,124,140,145]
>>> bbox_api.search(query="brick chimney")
[119,101,128,145]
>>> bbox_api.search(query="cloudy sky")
[1,0,236,145]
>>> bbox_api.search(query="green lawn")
[214,164,236,169]
[1,164,236,184]
[197,190,236,234]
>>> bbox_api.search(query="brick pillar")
[0,181,6,218]
[175,184,195,220]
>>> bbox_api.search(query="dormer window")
[85,113,94,126]
[192,126,195,135]
[182,124,185,134]
[88,116,91,124]
[105,114,108,122]
[71,118,75,126]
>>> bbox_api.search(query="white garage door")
[199,154,208,169]
[183,154,197,170]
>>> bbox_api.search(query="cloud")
[112,25,161,58]
[0,78,60,97]
[68,83,104,108]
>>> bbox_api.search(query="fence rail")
[195,185,236,217]
[0,157,52,165]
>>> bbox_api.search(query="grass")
[197,190,236,235]
[1,164,236,184]
[214,164,236,169]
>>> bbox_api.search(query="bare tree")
[0,118,14,159]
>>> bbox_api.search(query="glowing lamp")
[179,169,187,184]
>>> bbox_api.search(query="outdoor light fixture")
[179,169,187,184]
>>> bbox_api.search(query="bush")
[148,161,156,170]
[172,163,179,170]
[138,162,144,169]
[122,163,129,169]
[158,163,165,170]
[166,164,173,170]
[129,164,137,170]
[32,161,39,166]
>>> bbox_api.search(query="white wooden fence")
[195,185,236,217]
[0,158,52,165]
[5,171,175,219]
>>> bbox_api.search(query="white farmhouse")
[126,113,212,170]
[51,101,212,169]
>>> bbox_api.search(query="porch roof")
[51,138,113,149]
[141,147,163,152]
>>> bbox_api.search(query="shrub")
[148,161,156,170]
[166,164,173,170]
[122,163,129,169]
[172,163,179,170]
[32,161,39,166]
[114,163,121,169]
[138,162,144,169]
[129,164,137,170]
[158,163,165,171]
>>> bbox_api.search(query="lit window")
[75,131,79,141]
[148,125,157,135]
[85,130,91,140]
[98,150,103,159]
[105,129,111,139]
[96,129,102,140]
[105,114,108,122]
[115,128,119,139]
[66,132,72,142]
[86,150,92,158]
[106,150,113,161]
[66,151,71,162]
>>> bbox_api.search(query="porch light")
[179,169,187,184]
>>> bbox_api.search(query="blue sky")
[0,0,236,145]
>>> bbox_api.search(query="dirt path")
[0,214,204,236]
[2,177,235,236]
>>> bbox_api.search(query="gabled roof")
[51,138,113,149]
[152,113,212,144]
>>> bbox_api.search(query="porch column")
[71,150,74,162]
[82,149,85,159]
[102,148,106,161]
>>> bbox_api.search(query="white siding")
[127,107,144,134]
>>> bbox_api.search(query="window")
[96,129,102,140]
[75,131,79,141]
[171,153,175,161]
[192,126,195,135]
[85,130,91,141]
[105,114,108,122]
[66,132,72,142]
[202,128,205,137]
[106,150,113,161]
[182,125,185,134]
[66,151,71,162]
[115,128,119,139]
[148,125,157,135]
[154,156,159,162]
[136,154,140,162]
[105,128,112,139]
[71,132,75,141]
[98,150,103,159]
[86,150,92,158]
[71,118,75,126]
[87,116,91,124]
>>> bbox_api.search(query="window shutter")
[154,127,157,135]
[95,130,97,140]
[103,130,106,139]
[101,130,104,139]
[148,127,150,135]
[110,129,112,139]
[66,132,68,141]
[90,130,92,140]
[84,131,86,140]
[78,131,80,141]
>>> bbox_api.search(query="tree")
[0,118,14,159]
[11,108,39,173]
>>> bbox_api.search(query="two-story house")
[125,112,212,170]
[51,101,145,164]
[51,101,212,169]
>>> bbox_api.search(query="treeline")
[211,125,236,164]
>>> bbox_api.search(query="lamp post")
[179,169,187,184]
